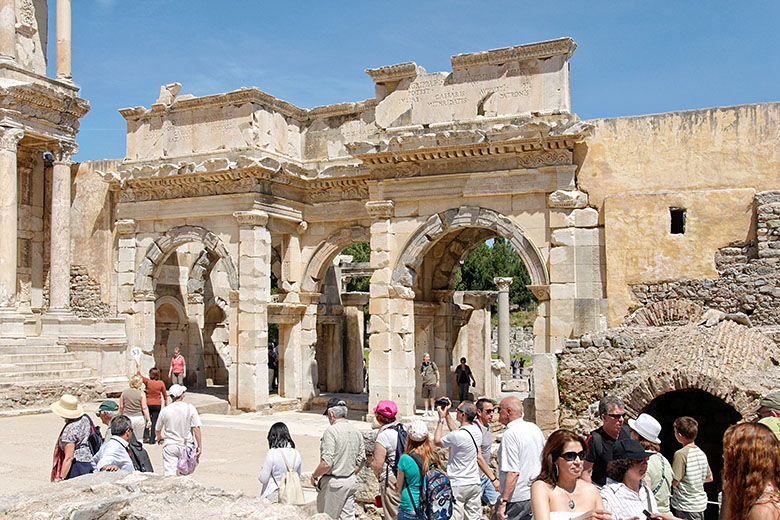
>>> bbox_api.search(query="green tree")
[342,242,370,292]
[454,237,535,308]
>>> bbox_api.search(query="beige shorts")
[421,384,436,399]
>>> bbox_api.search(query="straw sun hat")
[50,394,84,419]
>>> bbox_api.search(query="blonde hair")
[129,374,143,389]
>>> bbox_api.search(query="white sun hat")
[628,413,662,444]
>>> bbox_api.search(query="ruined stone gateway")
[0,2,778,449]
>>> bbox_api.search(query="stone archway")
[642,389,741,520]
[392,206,549,288]
[302,225,370,293]
[134,225,238,296]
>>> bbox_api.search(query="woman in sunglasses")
[531,429,612,520]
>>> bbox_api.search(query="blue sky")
[53,1,780,162]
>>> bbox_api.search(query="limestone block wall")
[602,188,757,325]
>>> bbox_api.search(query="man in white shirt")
[435,399,498,520]
[494,396,544,520]
[156,384,202,476]
[92,415,135,472]
[476,398,500,515]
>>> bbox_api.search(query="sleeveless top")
[550,513,587,520]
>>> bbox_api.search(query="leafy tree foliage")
[342,242,370,292]
[454,237,535,308]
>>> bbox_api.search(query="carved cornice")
[0,83,90,131]
[349,118,592,171]
[365,62,418,84]
[365,200,394,218]
[0,126,23,151]
[450,37,577,70]
[234,209,268,228]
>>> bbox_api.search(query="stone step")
[0,360,87,373]
[0,353,77,364]
[0,345,67,355]
[0,368,93,383]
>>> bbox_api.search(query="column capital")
[366,200,394,218]
[493,277,513,292]
[115,219,137,235]
[234,209,268,228]
[297,220,309,235]
[0,127,23,152]
[49,140,76,164]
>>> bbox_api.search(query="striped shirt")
[671,444,712,512]
[600,479,658,520]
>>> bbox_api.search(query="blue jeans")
[398,507,419,520]
[480,475,500,505]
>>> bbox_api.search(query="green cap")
[98,400,119,412]
[760,392,780,411]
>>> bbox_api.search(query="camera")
[434,397,451,409]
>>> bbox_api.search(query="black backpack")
[127,432,154,472]
[82,414,103,455]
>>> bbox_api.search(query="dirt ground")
[0,400,372,497]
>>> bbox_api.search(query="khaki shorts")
[421,383,436,399]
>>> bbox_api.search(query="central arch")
[392,206,548,288]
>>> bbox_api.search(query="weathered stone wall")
[630,192,780,330]
[491,325,533,355]
[0,380,106,411]
[42,265,111,318]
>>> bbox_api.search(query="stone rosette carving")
[527,284,551,301]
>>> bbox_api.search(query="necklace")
[560,485,576,510]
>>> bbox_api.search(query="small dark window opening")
[670,208,686,234]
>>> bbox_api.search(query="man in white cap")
[629,412,672,514]
[155,384,202,476]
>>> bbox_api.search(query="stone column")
[187,293,205,388]
[0,0,16,62]
[56,0,72,80]
[493,277,513,367]
[234,210,271,411]
[342,292,369,394]
[0,127,23,306]
[48,142,74,312]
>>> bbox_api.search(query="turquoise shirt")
[398,453,423,511]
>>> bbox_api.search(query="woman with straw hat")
[51,394,94,481]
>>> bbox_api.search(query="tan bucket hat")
[50,394,84,419]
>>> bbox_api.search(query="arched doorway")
[642,389,741,520]
[154,298,187,386]
[203,302,228,385]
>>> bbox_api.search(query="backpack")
[274,449,305,505]
[382,423,409,487]
[410,453,453,520]
[82,414,103,456]
[127,432,154,472]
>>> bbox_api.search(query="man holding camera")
[434,397,499,520]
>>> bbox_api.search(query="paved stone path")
[0,399,372,497]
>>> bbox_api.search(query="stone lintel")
[365,62,418,84]
[451,37,577,70]
[341,292,370,307]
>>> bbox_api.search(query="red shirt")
[170,354,186,373]
[139,373,167,406]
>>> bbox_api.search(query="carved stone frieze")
[516,150,572,168]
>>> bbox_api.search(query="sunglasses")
[606,413,626,419]
[482,409,495,414]
[560,450,586,462]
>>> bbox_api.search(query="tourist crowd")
[48,349,780,520]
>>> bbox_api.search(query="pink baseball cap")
[374,400,397,419]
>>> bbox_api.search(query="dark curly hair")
[536,429,587,486]
[606,457,635,482]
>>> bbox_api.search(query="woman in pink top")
[168,347,186,385]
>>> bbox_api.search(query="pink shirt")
[170,354,186,373]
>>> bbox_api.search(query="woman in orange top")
[136,361,168,444]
